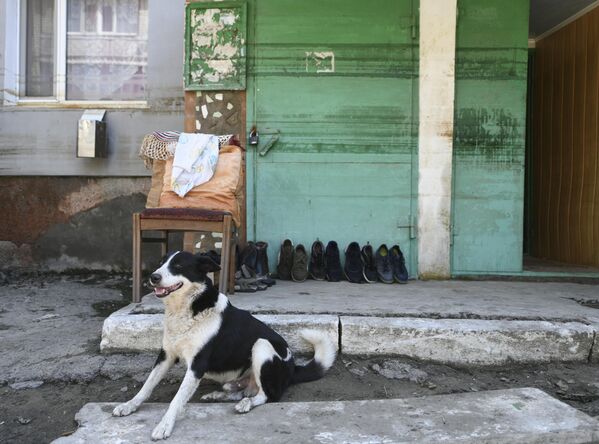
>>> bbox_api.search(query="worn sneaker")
[361,243,378,283]
[325,241,343,282]
[277,239,294,280]
[309,240,326,280]
[375,244,394,284]
[291,244,309,282]
[390,244,408,283]
[344,242,364,283]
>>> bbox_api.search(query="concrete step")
[101,301,596,365]
[53,388,599,443]
[100,303,339,355]
[341,316,595,365]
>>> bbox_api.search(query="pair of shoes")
[307,240,342,281]
[345,242,391,284]
[239,241,269,278]
[375,244,408,284]
[238,242,276,286]
[277,240,309,282]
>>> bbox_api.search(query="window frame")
[7,0,148,108]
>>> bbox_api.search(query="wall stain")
[454,107,523,164]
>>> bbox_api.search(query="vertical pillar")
[417,0,458,279]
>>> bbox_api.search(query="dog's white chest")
[163,309,222,364]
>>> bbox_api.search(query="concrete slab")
[53,388,599,443]
[134,280,599,322]
[103,280,599,363]
[100,304,338,355]
[341,316,595,365]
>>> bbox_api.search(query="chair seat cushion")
[140,208,231,222]
[158,145,243,227]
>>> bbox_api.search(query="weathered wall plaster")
[417,0,458,279]
[0,177,166,271]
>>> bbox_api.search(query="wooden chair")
[132,208,237,302]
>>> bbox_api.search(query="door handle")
[258,129,280,156]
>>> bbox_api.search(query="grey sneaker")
[277,239,294,280]
[390,244,408,283]
[375,244,394,284]
[291,244,309,282]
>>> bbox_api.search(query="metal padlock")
[249,127,259,145]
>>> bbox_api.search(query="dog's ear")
[195,254,221,273]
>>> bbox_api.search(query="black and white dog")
[113,251,336,440]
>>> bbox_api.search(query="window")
[20,0,148,102]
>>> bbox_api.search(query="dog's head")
[149,251,221,298]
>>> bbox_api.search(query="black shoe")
[309,240,326,280]
[277,239,294,280]
[325,241,343,282]
[239,241,257,279]
[390,244,408,283]
[344,242,364,283]
[255,241,269,277]
[361,243,378,283]
[291,244,309,282]
[375,244,394,284]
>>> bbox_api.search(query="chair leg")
[132,213,142,303]
[228,233,236,294]
[219,216,232,294]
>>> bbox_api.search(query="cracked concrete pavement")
[0,275,159,385]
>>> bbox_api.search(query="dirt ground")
[4,358,599,443]
[2,272,599,443]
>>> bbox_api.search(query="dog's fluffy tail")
[291,329,337,384]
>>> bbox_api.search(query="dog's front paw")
[234,397,252,414]
[151,416,175,440]
[113,401,138,417]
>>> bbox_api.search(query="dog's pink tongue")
[155,287,167,296]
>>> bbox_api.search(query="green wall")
[452,0,529,273]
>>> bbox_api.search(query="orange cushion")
[158,145,242,227]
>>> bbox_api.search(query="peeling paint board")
[184,1,247,90]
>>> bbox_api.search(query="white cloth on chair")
[171,133,219,197]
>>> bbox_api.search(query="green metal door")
[451,0,529,275]
[247,0,419,274]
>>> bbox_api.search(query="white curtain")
[26,0,55,96]
[66,0,148,100]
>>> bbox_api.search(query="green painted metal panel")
[247,0,418,274]
[184,2,247,90]
[451,0,529,273]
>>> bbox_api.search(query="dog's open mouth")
[153,282,183,298]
